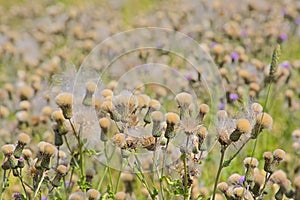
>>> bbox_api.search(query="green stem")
[115,159,126,193]
[211,146,226,200]
[33,170,45,199]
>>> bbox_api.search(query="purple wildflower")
[185,74,193,81]
[241,29,248,37]
[239,176,245,185]
[218,103,225,110]
[295,16,300,25]
[42,196,48,200]
[229,93,239,101]
[279,33,288,42]
[230,52,239,61]
[281,61,290,69]
[297,88,300,94]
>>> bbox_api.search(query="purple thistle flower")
[185,74,193,81]
[295,16,300,25]
[218,103,225,110]
[229,93,239,101]
[42,196,48,200]
[279,33,288,42]
[230,52,239,61]
[280,61,290,69]
[239,176,245,185]
[297,88,300,94]
[241,29,248,37]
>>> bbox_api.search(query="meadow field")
[0,0,300,199]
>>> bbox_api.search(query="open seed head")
[199,103,210,114]
[149,99,161,110]
[87,189,100,200]
[217,182,228,193]
[69,192,86,200]
[99,117,111,130]
[57,165,68,175]
[44,143,56,156]
[251,103,263,114]
[85,81,97,93]
[51,110,65,121]
[101,89,113,98]
[228,173,241,185]
[137,94,150,109]
[270,170,287,184]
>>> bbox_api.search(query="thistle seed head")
[2,144,15,156]
[101,89,113,98]
[199,103,210,115]
[273,149,285,161]
[217,182,228,193]
[243,157,259,168]
[17,133,31,145]
[55,92,73,119]
[85,81,97,93]
[165,112,180,125]
[236,118,251,134]
[115,191,126,200]
[87,189,100,200]
[256,113,273,129]
[175,92,192,107]
[57,165,68,175]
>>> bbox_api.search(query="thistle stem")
[211,146,226,200]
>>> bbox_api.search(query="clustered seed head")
[270,170,287,184]
[22,149,32,160]
[113,133,126,148]
[87,189,100,200]
[243,157,259,168]
[236,118,251,134]
[55,92,73,119]
[256,113,273,129]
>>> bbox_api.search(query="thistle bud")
[82,81,97,106]
[164,112,180,139]
[14,133,31,158]
[151,111,164,137]
[230,119,251,142]
[2,144,17,169]
[55,92,73,119]
[20,86,34,101]
[270,149,285,171]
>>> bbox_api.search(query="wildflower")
[229,93,239,101]
[55,92,73,119]
[270,149,286,170]
[101,100,121,121]
[101,89,113,99]
[164,112,180,140]
[82,81,97,106]
[51,165,68,187]
[87,189,100,200]
[218,129,231,147]
[217,182,229,194]
[230,118,251,142]
[136,94,150,110]
[230,51,239,62]
[228,173,241,185]
[175,92,192,119]
[243,157,259,185]
[99,117,111,142]
[251,112,273,139]
[14,133,31,158]
[151,111,164,137]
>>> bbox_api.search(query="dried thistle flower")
[165,112,180,140]
[69,192,86,200]
[14,133,31,158]
[87,189,100,200]
[115,191,126,200]
[136,94,150,110]
[52,165,68,187]
[141,136,156,151]
[251,112,273,139]
[82,81,97,106]
[143,99,161,125]
[197,103,210,121]
[55,92,73,119]
[20,85,34,100]
[151,111,164,137]
[218,129,231,146]
[230,118,251,142]
[99,117,111,142]
[175,92,192,119]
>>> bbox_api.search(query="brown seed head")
[86,81,97,93]
[101,89,113,98]
[22,149,32,159]
[236,118,251,134]
[199,104,210,114]
[19,101,31,111]
[87,189,100,200]
[273,149,285,161]
[44,143,56,156]
[175,92,192,107]
[55,93,73,107]
[151,111,164,122]
[165,112,180,125]
[18,133,31,145]
[1,144,15,155]
[149,99,161,110]
[256,113,273,129]
[57,165,68,175]
[137,94,150,109]
[263,151,273,161]
[228,173,241,185]
[52,110,65,122]
[233,187,244,197]
[115,191,126,200]
[217,182,228,193]
[251,103,263,113]
[243,157,259,168]
[99,117,111,130]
